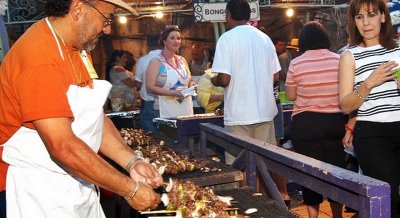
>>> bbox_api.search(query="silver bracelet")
[124,180,139,201]
[354,86,367,101]
[125,155,144,172]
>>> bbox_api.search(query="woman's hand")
[169,89,184,99]
[365,61,398,89]
[189,80,198,93]
[342,131,354,151]
[189,80,197,87]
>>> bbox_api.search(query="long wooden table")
[154,115,224,155]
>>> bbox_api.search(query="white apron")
[2,18,112,218]
[158,62,194,118]
[3,80,111,218]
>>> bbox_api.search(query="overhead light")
[286,8,294,17]
[154,11,164,19]
[119,16,127,24]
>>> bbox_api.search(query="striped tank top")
[348,44,400,122]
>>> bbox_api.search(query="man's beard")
[77,21,102,52]
[83,41,97,52]
[83,31,104,52]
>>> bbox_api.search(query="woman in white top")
[146,26,195,118]
[339,0,400,216]
[106,49,136,111]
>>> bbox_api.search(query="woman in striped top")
[339,0,400,216]
[285,21,347,218]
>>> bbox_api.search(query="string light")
[154,11,164,19]
[119,16,127,24]
[286,8,294,17]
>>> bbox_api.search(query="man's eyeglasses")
[85,2,114,26]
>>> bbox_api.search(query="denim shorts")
[139,100,158,132]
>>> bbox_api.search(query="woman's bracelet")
[125,155,144,172]
[124,180,139,201]
[353,86,367,101]
[345,124,354,134]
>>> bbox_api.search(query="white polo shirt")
[134,49,161,101]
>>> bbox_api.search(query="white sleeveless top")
[348,44,400,122]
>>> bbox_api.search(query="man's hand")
[126,181,161,211]
[129,160,163,188]
[211,76,218,86]
[211,73,230,87]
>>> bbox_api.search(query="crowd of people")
[0,0,162,217]
[0,0,399,217]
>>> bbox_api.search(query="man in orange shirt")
[0,0,162,217]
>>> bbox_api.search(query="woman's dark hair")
[298,21,331,52]
[159,26,181,47]
[123,51,136,71]
[105,49,124,82]
[226,0,251,21]
[347,0,397,49]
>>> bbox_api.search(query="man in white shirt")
[211,0,290,206]
[134,36,161,132]
[211,0,280,150]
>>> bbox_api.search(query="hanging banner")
[193,1,259,23]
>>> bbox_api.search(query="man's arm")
[274,72,279,82]
[33,117,161,211]
[211,73,230,88]
[134,81,142,92]
[133,61,143,92]
[99,116,162,186]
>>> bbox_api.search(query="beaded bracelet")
[345,124,354,134]
[353,86,366,101]
[124,180,139,201]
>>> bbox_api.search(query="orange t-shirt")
[0,19,92,191]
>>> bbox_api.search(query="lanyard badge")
[80,51,98,79]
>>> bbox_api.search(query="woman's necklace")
[161,50,187,80]
[49,21,82,85]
